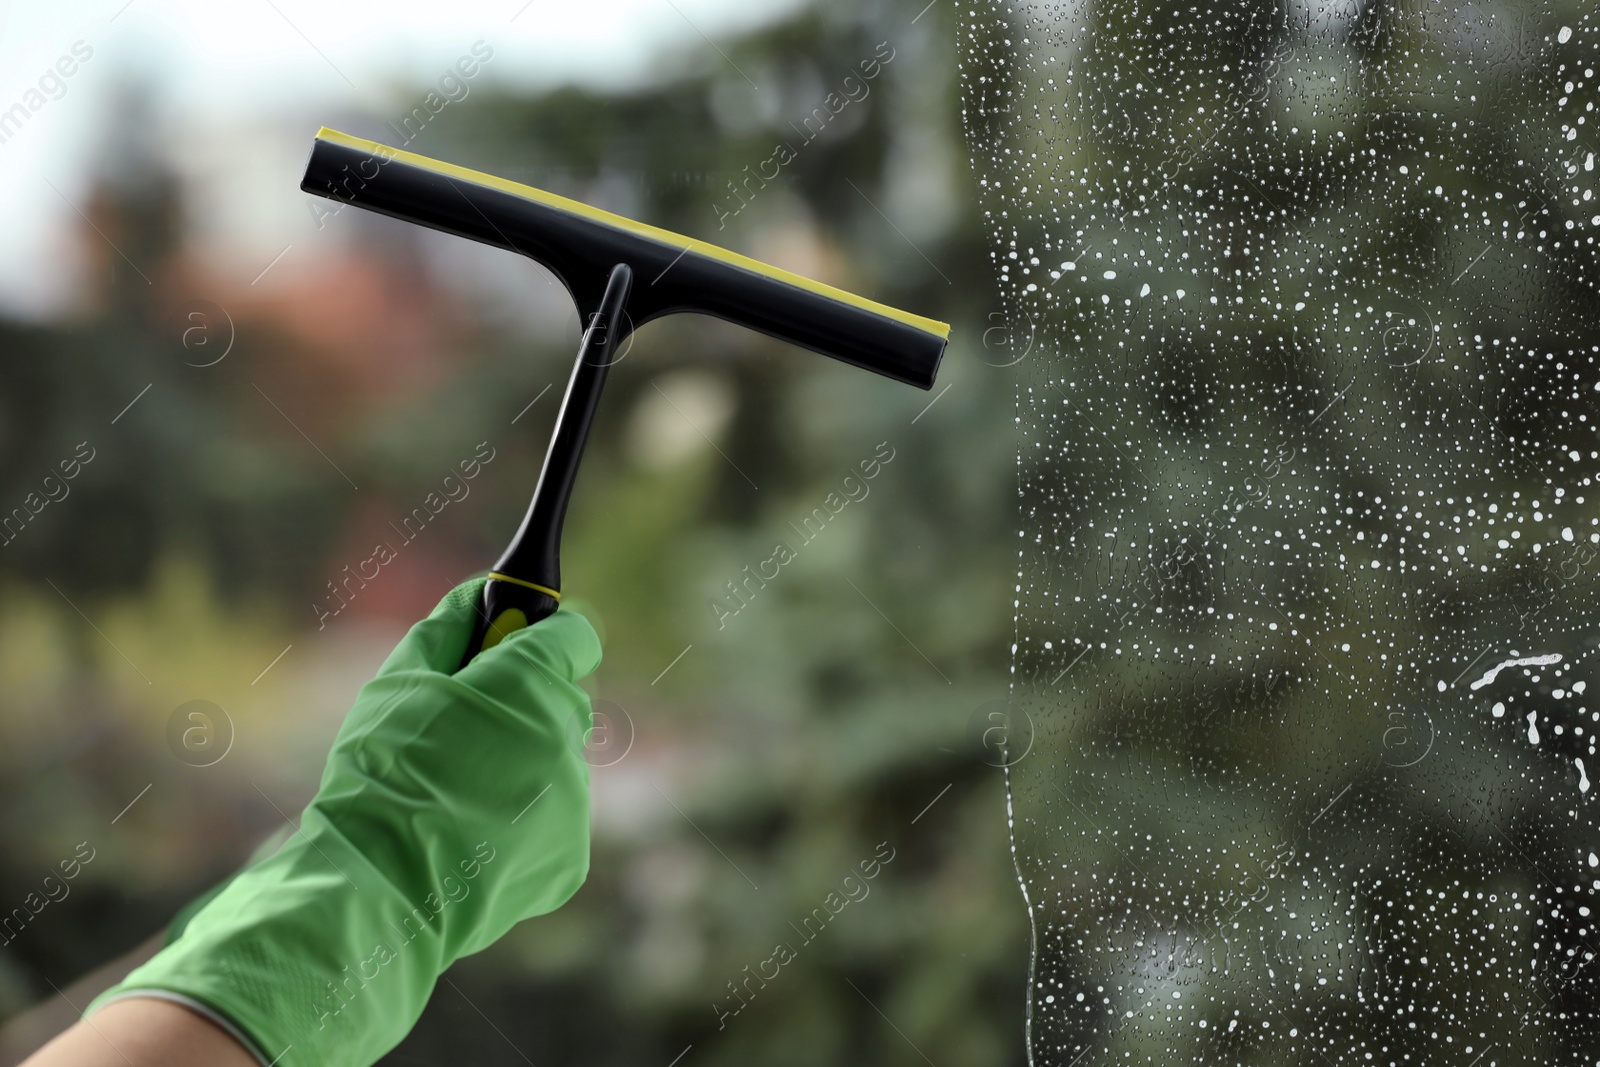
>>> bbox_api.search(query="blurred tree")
[963,0,1600,1062]
[0,2,1028,1066]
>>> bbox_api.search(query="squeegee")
[300,128,949,664]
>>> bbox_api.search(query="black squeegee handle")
[460,262,634,667]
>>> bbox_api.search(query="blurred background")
[968,0,1600,1063]
[0,2,1026,1064]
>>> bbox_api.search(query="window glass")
[963,2,1600,1061]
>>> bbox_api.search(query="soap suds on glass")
[962,1,1600,1062]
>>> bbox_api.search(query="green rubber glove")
[162,826,294,947]
[90,576,600,1066]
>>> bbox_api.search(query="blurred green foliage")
[0,2,1028,1065]
[965,0,1600,1062]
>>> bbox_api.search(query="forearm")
[20,998,256,1067]
[0,933,163,1066]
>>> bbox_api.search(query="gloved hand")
[89,576,601,1066]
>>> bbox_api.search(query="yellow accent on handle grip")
[480,608,529,651]
[487,572,561,601]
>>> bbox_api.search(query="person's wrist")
[90,808,439,1065]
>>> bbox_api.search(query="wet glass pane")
[963,1,1600,1061]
